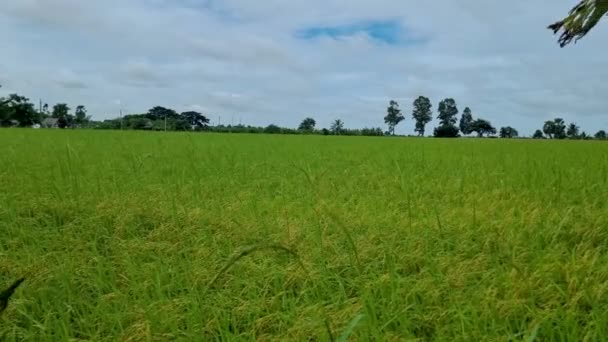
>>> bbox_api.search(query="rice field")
[1,129,608,341]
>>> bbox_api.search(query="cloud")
[1,0,608,134]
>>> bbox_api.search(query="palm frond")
[548,0,608,47]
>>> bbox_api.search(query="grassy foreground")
[1,129,608,341]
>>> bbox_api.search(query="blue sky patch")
[295,19,425,45]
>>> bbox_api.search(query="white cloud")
[1,0,608,134]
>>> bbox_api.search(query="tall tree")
[459,107,474,135]
[52,103,72,129]
[330,119,344,135]
[298,117,316,131]
[52,103,70,119]
[384,100,404,135]
[595,130,607,140]
[499,126,519,138]
[567,122,580,139]
[437,98,459,126]
[74,105,89,127]
[470,119,497,137]
[543,121,555,139]
[434,98,460,137]
[548,0,608,47]
[412,96,433,136]
[553,118,567,139]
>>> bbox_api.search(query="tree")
[434,98,460,137]
[595,130,607,140]
[553,118,567,139]
[542,118,566,139]
[543,120,556,139]
[412,96,433,136]
[459,107,474,135]
[174,118,192,131]
[52,103,70,119]
[499,126,519,138]
[567,122,580,139]
[0,100,10,126]
[52,103,73,129]
[181,111,210,129]
[533,129,545,139]
[298,117,316,132]
[433,125,460,138]
[1,94,38,127]
[384,100,404,135]
[146,106,178,121]
[264,124,281,134]
[470,119,497,137]
[437,98,459,126]
[330,119,344,135]
[548,0,608,47]
[74,105,90,127]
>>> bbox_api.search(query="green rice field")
[1,129,608,341]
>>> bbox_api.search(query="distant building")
[41,118,59,128]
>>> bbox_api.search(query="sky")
[1,0,608,136]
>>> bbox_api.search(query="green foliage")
[412,96,433,136]
[567,122,580,139]
[470,118,497,137]
[533,129,546,139]
[437,98,459,126]
[52,103,70,119]
[459,107,474,135]
[298,117,316,132]
[74,105,89,127]
[595,130,607,140]
[543,118,566,139]
[181,111,210,129]
[434,98,460,137]
[548,0,608,47]
[0,94,39,127]
[2,131,608,340]
[264,124,282,134]
[52,103,74,129]
[543,121,555,139]
[384,100,404,135]
[433,124,460,138]
[331,119,345,135]
[499,126,519,138]
[553,118,567,139]
[146,106,178,121]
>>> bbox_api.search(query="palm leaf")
[548,0,608,47]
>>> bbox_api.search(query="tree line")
[1,88,606,140]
